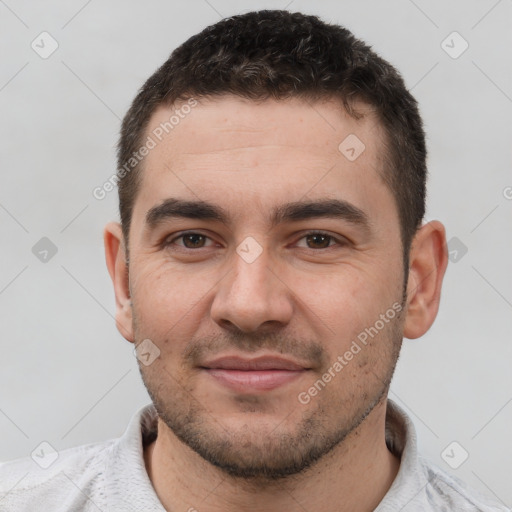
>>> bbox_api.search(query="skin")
[104,95,448,512]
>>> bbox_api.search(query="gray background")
[1,0,511,506]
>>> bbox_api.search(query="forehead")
[131,95,396,233]
[146,95,381,161]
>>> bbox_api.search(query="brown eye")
[165,232,215,250]
[181,233,207,248]
[294,231,348,251]
[305,233,333,249]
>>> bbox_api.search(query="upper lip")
[200,355,309,371]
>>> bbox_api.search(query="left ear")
[403,220,448,339]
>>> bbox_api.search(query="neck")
[144,399,400,512]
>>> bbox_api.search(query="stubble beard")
[134,300,405,485]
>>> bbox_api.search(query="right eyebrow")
[145,198,230,229]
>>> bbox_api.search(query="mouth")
[199,355,311,392]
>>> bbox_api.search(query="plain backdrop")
[1,0,511,506]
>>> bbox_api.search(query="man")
[0,9,508,512]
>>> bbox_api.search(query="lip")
[199,355,310,392]
[201,355,309,371]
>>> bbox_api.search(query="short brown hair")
[117,10,427,266]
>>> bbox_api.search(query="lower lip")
[203,369,307,392]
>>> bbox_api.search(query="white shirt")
[0,399,508,511]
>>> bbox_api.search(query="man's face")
[126,96,406,480]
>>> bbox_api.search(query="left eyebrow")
[144,197,372,233]
[270,198,371,232]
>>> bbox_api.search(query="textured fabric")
[0,399,508,511]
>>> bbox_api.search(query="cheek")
[294,263,401,359]
[130,261,215,341]
[291,266,372,333]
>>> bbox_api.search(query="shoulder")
[0,439,115,512]
[418,455,510,512]
[0,404,157,512]
[381,400,509,512]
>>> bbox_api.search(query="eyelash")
[163,230,347,251]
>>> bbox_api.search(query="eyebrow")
[145,197,371,232]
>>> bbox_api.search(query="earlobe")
[104,221,135,343]
[403,221,448,340]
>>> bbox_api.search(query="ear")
[104,221,134,343]
[403,220,448,339]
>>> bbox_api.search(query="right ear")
[104,221,134,343]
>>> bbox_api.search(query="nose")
[210,243,294,333]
